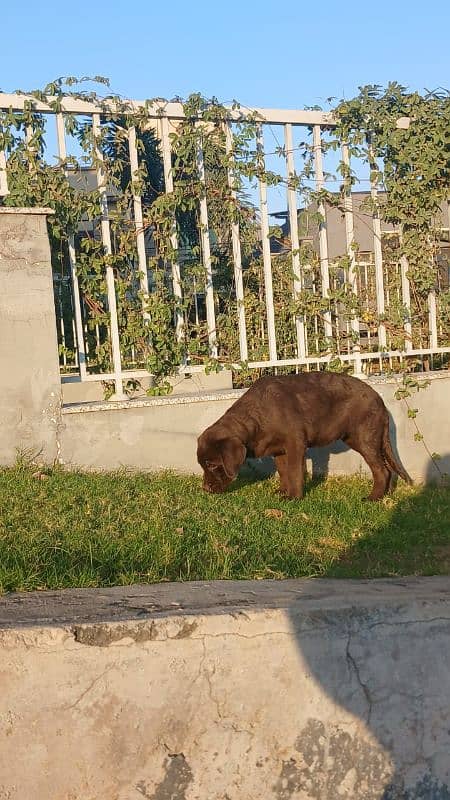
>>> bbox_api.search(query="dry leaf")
[264,508,284,520]
[175,527,184,534]
[32,471,49,480]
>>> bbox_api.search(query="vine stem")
[401,395,444,478]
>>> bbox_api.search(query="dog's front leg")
[275,441,306,499]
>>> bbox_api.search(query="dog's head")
[197,430,246,494]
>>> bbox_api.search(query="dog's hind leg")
[345,434,391,501]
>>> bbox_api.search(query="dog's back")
[228,372,383,443]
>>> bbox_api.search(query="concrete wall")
[60,372,450,483]
[1,576,450,799]
[0,208,61,465]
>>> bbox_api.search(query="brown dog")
[197,372,411,500]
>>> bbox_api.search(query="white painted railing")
[1,92,449,398]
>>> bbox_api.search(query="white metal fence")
[1,92,449,399]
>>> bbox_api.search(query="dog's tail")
[382,415,413,485]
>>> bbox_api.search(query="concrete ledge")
[2,575,450,628]
[0,206,54,214]
[62,388,243,414]
[1,577,450,798]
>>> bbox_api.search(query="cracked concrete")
[1,577,450,798]
[346,630,374,725]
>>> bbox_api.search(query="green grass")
[0,464,449,594]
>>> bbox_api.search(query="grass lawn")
[0,464,449,594]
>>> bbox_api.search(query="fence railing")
[1,92,449,399]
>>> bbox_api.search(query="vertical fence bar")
[364,258,373,353]
[368,138,387,350]
[57,283,67,368]
[341,142,362,374]
[285,123,307,360]
[428,289,438,350]
[55,112,88,380]
[160,116,184,342]
[25,124,35,175]
[25,124,33,146]
[313,125,333,340]
[0,149,8,196]
[427,226,438,353]
[72,320,79,367]
[225,122,248,363]
[128,125,150,319]
[399,252,413,352]
[92,113,126,400]
[193,277,200,326]
[84,321,89,358]
[0,96,8,193]
[256,125,277,362]
[197,135,218,358]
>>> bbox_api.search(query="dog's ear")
[219,438,246,479]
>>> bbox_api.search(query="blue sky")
[2,0,449,109]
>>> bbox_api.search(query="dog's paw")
[284,491,304,501]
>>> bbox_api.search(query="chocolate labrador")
[197,372,411,500]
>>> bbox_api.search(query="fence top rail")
[0,92,336,126]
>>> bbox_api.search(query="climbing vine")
[0,78,449,398]
[332,83,450,355]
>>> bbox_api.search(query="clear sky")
[1,0,449,109]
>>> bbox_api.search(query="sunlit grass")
[1,463,449,593]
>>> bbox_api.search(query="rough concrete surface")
[1,577,450,799]
[0,208,61,465]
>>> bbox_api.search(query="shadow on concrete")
[232,445,348,493]
[308,440,350,481]
[231,448,340,494]
[285,456,450,799]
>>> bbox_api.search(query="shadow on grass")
[328,456,450,578]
